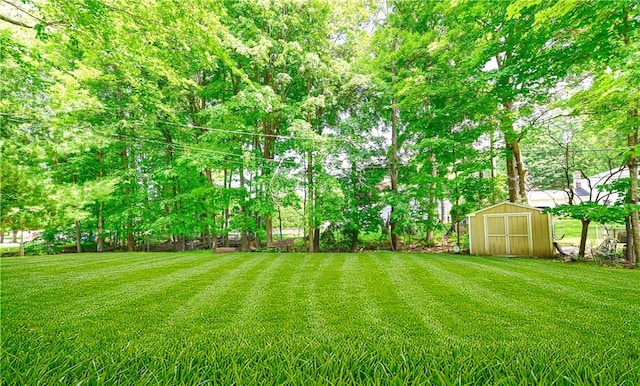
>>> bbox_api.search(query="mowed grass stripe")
[139,255,331,385]
[141,254,272,338]
[462,255,639,296]
[56,253,250,330]
[365,253,453,343]
[372,253,482,342]
[0,252,191,282]
[1,254,273,385]
[421,255,640,338]
[404,254,640,356]
[0,251,139,272]
[402,255,575,344]
[312,254,373,338]
[447,256,640,323]
[447,255,637,304]
[338,254,389,339]
[229,255,288,334]
[0,252,210,302]
[246,254,318,335]
[2,253,240,326]
[301,254,339,336]
[403,255,552,328]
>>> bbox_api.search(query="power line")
[0,113,297,167]
[2,112,628,167]
[134,119,363,145]
[92,129,303,168]
[0,112,368,147]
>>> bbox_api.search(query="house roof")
[589,167,629,183]
[528,167,633,207]
[527,190,567,201]
[574,187,589,197]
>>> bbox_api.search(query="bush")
[23,238,60,255]
[319,229,351,252]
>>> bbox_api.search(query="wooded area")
[1,0,638,262]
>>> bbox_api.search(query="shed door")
[484,214,532,256]
[486,216,508,255]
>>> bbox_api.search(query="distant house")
[527,189,570,209]
[527,167,631,209]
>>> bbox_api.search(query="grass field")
[552,219,600,247]
[1,252,639,385]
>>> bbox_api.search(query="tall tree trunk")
[389,39,400,252]
[490,130,497,205]
[18,220,24,257]
[621,7,639,265]
[75,220,82,253]
[263,120,275,246]
[72,173,82,253]
[115,91,134,252]
[96,149,104,252]
[205,169,216,252]
[578,218,591,258]
[349,230,359,253]
[239,164,250,252]
[426,226,435,245]
[625,216,635,263]
[120,147,134,252]
[627,123,639,265]
[223,168,230,247]
[307,150,315,253]
[502,102,526,204]
[426,153,437,244]
[265,217,273,246]
[127,232,135,252]
[314,228,320,252]
[506,151,518,203]
[278,206,283,241]
[513,141,528,204]
[97,203,104,252]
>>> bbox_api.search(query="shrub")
[23,238,59,255]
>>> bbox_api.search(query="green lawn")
[552,219,598,247]
[1,252,639,385]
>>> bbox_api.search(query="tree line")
[1,0,638,262]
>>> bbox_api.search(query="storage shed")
[468,202,554,257]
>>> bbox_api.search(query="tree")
[508,0,639,264]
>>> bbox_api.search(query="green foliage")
[546,201,629,225]
[22,238,60,256]
[2,253,639,384]
[1,0,639,253]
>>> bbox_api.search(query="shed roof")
[467,201,545,217]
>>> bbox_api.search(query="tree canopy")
[1,0,637,261]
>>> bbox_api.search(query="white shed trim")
[468,201,544,217]
[468,214,474,254]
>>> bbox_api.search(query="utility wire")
[133,118,362,145]
[0,113,297,167]
[92,129,303,168]
[2,112,628,167]
[0,112,365,147]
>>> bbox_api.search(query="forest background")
[1,0,638,261]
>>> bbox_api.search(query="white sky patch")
[482,56,499,72]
